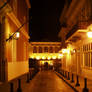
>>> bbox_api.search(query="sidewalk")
[0,71,38,92]
[23,70,74,92]
[55,70,92,92]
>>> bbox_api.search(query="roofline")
[30,42,61,44]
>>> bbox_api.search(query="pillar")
[0,16,8,82]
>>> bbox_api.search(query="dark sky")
[29,0,65,42]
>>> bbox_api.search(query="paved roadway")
[23,71,75,92]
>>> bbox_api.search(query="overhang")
[66,29,89,43]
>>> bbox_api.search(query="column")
[37,46,39,53]
[52,46,54,53]
[0,16,8,82]
[42,46,44,53]
[48,46,50,53]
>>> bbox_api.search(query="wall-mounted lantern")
[87,31,92,38]
[6,31,20,41]
[15,32,20,39]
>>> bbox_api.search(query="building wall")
[8,61,28,81]
[29,42,62,68]
[0,0,30,81]
[29,42,61,60]
[59,0,92,79]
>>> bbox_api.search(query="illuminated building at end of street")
[29,42,62,69]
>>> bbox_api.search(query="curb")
[55,71,78,92]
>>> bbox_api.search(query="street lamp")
[15,32,20,39]
[6,31,20,41]
[87,24,92,38]
[87,31,92,38]
[6,17,31,42]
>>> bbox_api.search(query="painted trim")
[30,42,61,44]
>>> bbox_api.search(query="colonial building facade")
[59,0,92,79]
[29,42,62,66]
[0,0,31,82]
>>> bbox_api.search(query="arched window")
[44,47,48,52]
[39,47,42,53]
[33,46,37,53]
[49,47,53,53]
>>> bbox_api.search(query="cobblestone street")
[23,71,74,92]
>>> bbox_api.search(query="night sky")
[29,0,65,42]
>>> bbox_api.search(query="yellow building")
[29,42,62,68]
[0,0,31,82]
[59,0,92,79]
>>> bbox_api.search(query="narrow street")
[23,71,74,92]
[1,1,92,92]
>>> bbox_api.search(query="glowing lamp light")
[58,56,61,59]
[73,49,76,53]
[36,56,40,60]
[59,53,63,57]
[50,63,53,65]
[47,56,51,60]
[62,49,70,54]
[87,31,92,38]
[31,56,34,59]
[67,49,70,54]
[52,56,56,59]
[16,32,20,38]
[42,56,46,60]
[41,61,45,65]
[62,49,67,53]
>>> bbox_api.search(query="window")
[44,47,48,53]
[39,47,42,53]
[33,47,37,53]
[55,47,60,53]
[83,43,92,68]
[49,47,53,53]
[84,53,88,66]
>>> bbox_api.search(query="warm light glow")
[42,56,46,60]
[52,56,56,59]
[73,49,76,53]
[67,49,70,54]
[87,32,92,38]
[16,32,20,38]
[31,56,34,59]
[49,62,53,65]
[59,53,63,57]
[47,56,51,60]
[62,49,67,53]
[41,61,45,65]
[58,54,63,59]
[36,56,40,60]
[62,48,70,54]
[58,56,61,59]
[62,49,69,53]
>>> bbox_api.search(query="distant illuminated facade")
[29,42,62,65]
[59,0,92,79]
[0,0,31,82]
